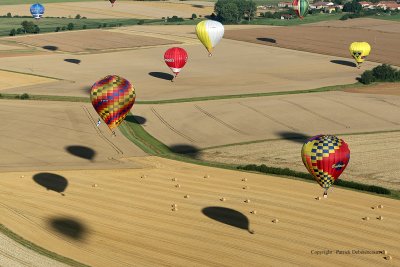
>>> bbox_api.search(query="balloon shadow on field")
[48,217,87,241]
[42,45,58,51]
[81,86,92,94]
[65,145,96,161]
[330,60,357,68]
[169,144,201,159]
[149,72,174,81]
[125,115,147,125]
[192,4,205,8]
[256,37,277,44]
[64,58,81,64]
[33,173,68,196]
[277,131,310,143]
[202,207,253,234]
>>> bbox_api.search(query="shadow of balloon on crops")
[81,85,92,94]
[277,131,310,144]
[149,72,174,81]
[330,60,357,68]
[42,45,58,51]
[256,37,277,44]
[169,144,202,159]
[64,58,81,64]
[65,145,96,161]
[192,4,205,8]
[202,207,253,234]
[33,173,68,196]
[124,115,147,125]
[48,217,88,241]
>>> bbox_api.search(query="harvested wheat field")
[1,0,214,19]
[0,156,398,266]
[0,100,145,172]
[8,29,180,53]
[224,19,400,66]
[0,70,55,90]
[346,82,400,96]
[199,131,400,191]
[0,28,376,98]
[133,90,400,149]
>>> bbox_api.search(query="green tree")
[75,14,81,19]
[67,23,74,30]
[55,26,61,32]
[343,0,362,13]
[9,29,16,36]
[191,13,197,19]
[219,2,239,23]
[33,25,40,34]
[6,12,12,18]
[82,25,87,29]
[21,21,36,33]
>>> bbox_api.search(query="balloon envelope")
[292,0,309,19]
[164,47,188,76]
[301,135,350,190]
[90,75,136,130]
[349,42,371,66]
[30,3,45,19]
[195,20,224,55]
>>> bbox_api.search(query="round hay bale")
[272,218,279,223]
[383,250,388,255]
[242,186,248,190]
[175,184,181,188]
[362,216,370,221]
[172,207,178,211]
[171,203,177,208]
[172,178,178,181]
[20,175,25,178]
[378,204,384,209]
[250,210,257,215]
[377,216,383,220]
[249,229,255,234]
[204,174,210,178]
[315,197,322,200]
[385,255,392,260]
[371,206,376,209]
[242,178,247,182]
[220,197,226,202]
[184,194,190,198]
[92,184,98,188]
[244,199,250,203]
[141,175,147,179]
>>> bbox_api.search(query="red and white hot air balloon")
[164,47,188,82]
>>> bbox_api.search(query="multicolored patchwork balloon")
[292,0,309,19]
[301,135,350,196]
[90,75,136,133]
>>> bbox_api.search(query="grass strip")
[0,224,89,267]
[120,113,399,200]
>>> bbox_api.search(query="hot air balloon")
[164,47,188,81]
[301,135,350,198]
[109,0,116,6]
[90,75,136,135]
[349,42,371,69]
[30,3,45,20]
[292,0,309,19]
[195,20,224,56]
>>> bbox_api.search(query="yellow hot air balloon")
[195,20,224,56]
[349,42,371,68]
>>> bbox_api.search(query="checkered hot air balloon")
[164,47,188,81]
[90,75,136,134]
[292,0,309,19]
[301,135,350,197]
[30,3,45,20]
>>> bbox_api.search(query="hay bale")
[244,199,250,203]
[383,250,388,255]
[378,204,384,209]
[20,175,25,178]
[385,255,392,260]
[362,216,370,221]
[204,174,210,178]
[250,210,257,215]
[184,194,190,198]
[242,178,247,182]
[175,184,181,188]
[249,229,255,234]
[172,178,178,181]
[220,197,226,202]
[92,184,98,188]
[172,207,178,211]
[315,197,322,200]
[171,203,177,207]
[242,186,248,190]
[371,206,376,209]
[272,218,279,223]
[377,216,383,220]
[141,175,147,179]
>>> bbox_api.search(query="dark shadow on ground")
[256,37,277,44]
[42,46,58,51]
[81,85,92,94]
[330,60,357,68]
[33,173,68,196]
[125,115,147,125]
[276,131,311,143]
[65,145,96,161]
[64,59,81,64]
[169,144,201,159]
[48,217,87,240]
[149,72,174,81]
[202,207,252,233]
[192,4,205,8]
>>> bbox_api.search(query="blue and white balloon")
[30,3,45,20]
